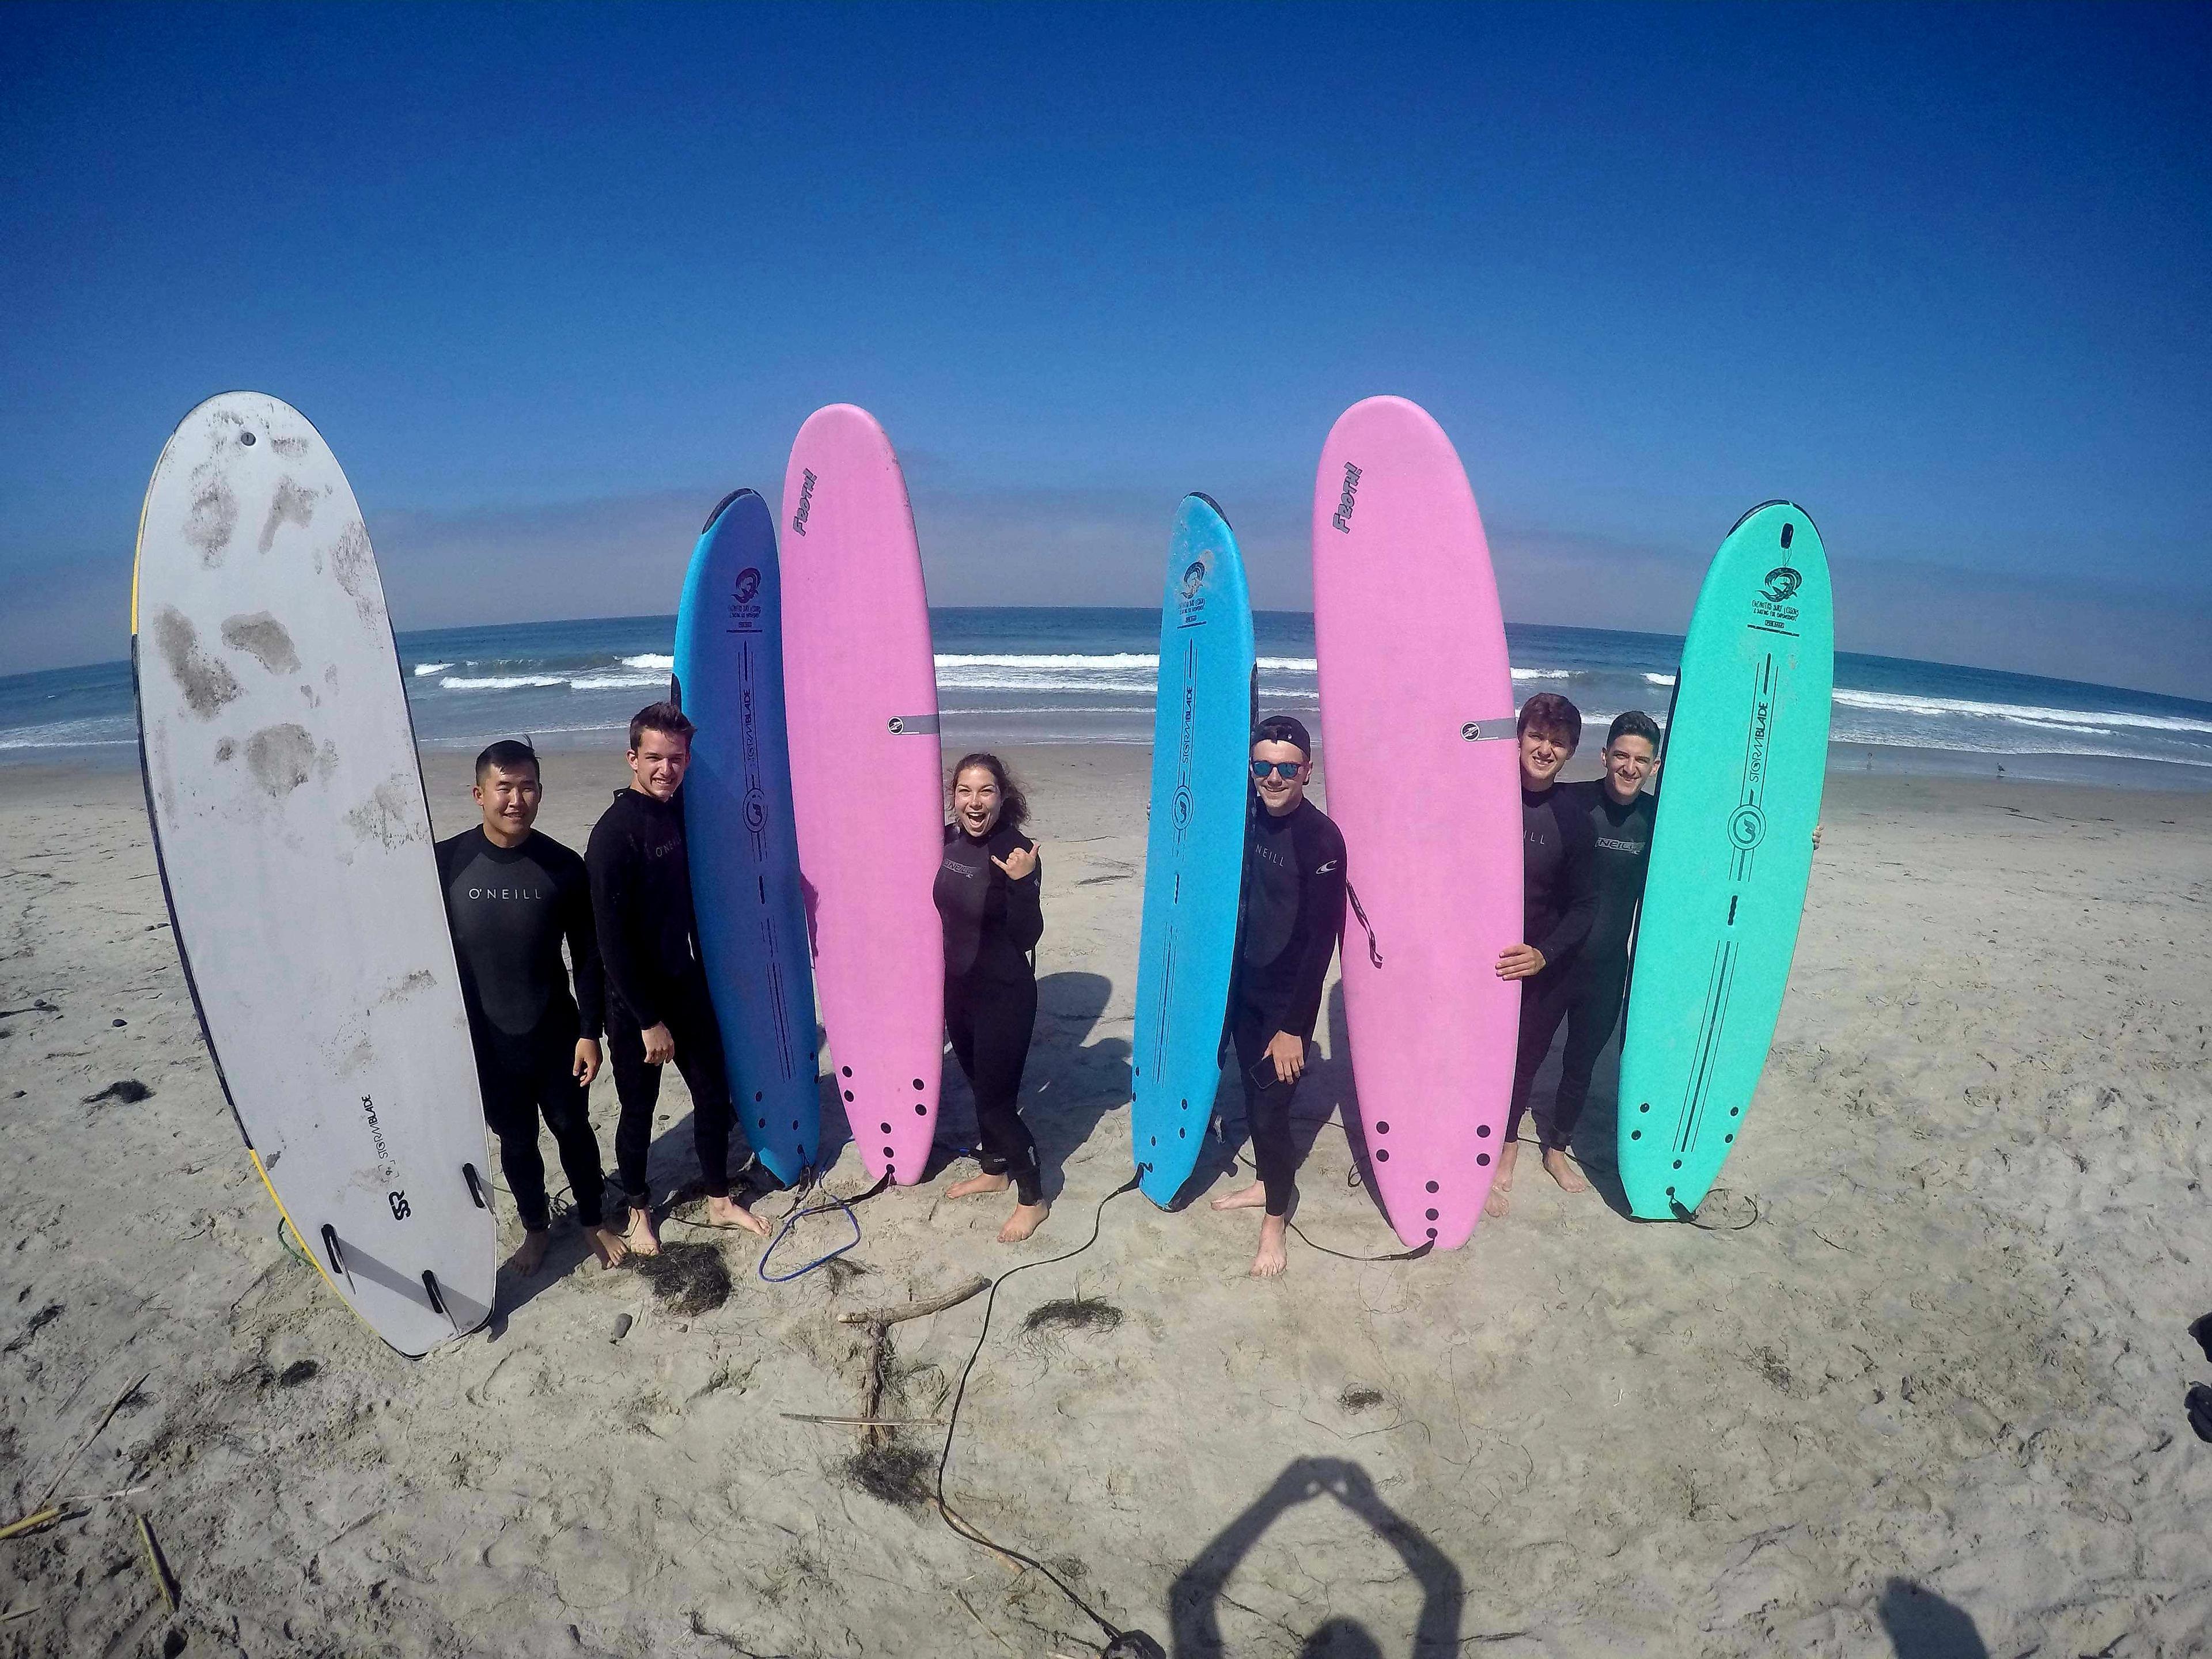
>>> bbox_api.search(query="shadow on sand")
[1169,1456,1463,1657]
[1876,1578,1989,1658]
[931,968,1130,1198]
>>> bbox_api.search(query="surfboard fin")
[319,1224,350,1284]
[461,1163,488,1210]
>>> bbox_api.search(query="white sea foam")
[412,662,453,676]
[438,675,566,691]
[1643,672,1677,686]
[1512,668,1574,680]
[1830,687,2212,738]
[621,653,675,671]
[567,672,669,691]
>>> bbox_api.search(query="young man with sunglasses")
[1490,692,1600,1216]
[1210,715,1347,1278]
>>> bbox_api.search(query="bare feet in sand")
[623,1206,661,1257]
[1541,1147,1589,1194]
[999,1202,1049,1243]
[1483,1140,1520,1218]
[1210,1179,1268,1212]
[946,1170,1012,1201]
[704,1194,770,1237]
[586,1225,629,1268]
[1250,1213,1289,1278]
[508,1228,550,1277]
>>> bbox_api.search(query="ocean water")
[8,609,2211,790]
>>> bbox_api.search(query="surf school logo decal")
[1331,463,1363,533]
[726,567,765,631]
[791,469,818,536]
[1175,556,1211,626]
[1751,565,1803,631]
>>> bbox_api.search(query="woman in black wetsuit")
[934,752,1048,1242]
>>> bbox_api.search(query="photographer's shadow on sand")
[1169,1457,1463,1657]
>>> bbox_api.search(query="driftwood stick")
[136,1514,177,1613]
[0,1508,63,1542]
[778,1412,946,1427]
[36,1370,149,1509]
[835,1275,990,1330]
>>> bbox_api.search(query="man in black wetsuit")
[1490,692,1599,1217]
[585,702,768,1256]
[437,739,627,1275]
[1529,710,1661,1187]
[1211,715,1347,1278]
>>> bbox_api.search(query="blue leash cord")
[756,1169,892,1284]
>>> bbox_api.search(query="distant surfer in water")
[1514,710,1661,1205]
[935,753,1050,1243]
[585,702,770,1256]
[437,739,629,1275]
[1490,693,1599,1217]
[1212,715,1347,1278]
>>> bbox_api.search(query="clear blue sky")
[4,2,2207,694]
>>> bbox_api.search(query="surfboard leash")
[934,1169,1163,1657]
[1344,882,1384,969]
[753,1169,895,1283]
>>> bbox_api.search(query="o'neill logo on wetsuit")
[791,469,818,536]
[1331,463,1363,533]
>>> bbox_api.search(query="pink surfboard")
[1313,397,1522,1249]
[781,406,944,1184]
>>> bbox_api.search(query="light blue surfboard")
[673,490,820,1187]
[1617,502,1833,1218]
[1132,494,1255,1205]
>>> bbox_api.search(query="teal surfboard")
[1617,502,1833,1219]
[1131,494,1255,1205]
[672,490,819,1187]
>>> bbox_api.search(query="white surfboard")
[133,392,495,1357]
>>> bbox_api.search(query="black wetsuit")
[934,820,1044,1205]
[1229,798,1347,1217]
[1539,779,1657,1145]
[435,827,609,1232]
[1505,781,1600,1149]
[585,787,742,1213]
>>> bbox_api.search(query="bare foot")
[946,1171,1012,1201]
[624,1206,661,1257]
[586,1225,629,1268]
[1541,1147,1589,1194]
[1483,1140,1519,1218]
[508,1228,550,1277]
[704,1194,771,1237]
[1210,1180,1268,1213]
[1249,1214,1289,1278]
[998,1201,1049,1243]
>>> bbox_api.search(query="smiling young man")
[437,739,627,1275]
[1210,715,1347,1278]
[1488,692,1599,1217]
[584,702,768,1255]
[1531,710,1661,1187]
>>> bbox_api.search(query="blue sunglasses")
[1249,760,1305,781]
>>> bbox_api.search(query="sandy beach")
[3,745,2208,1657]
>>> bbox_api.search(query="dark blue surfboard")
[1131,494,1255,1205]
[673,490,820,1185]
